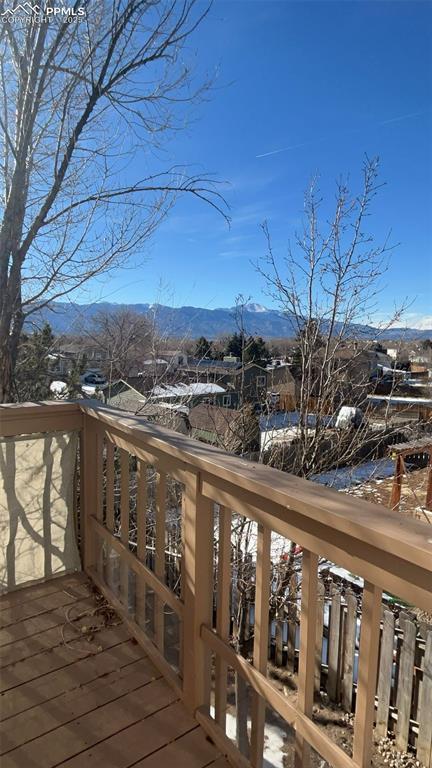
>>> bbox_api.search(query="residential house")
[135,403,190,434]
[188,403,239,446]
[50,339,109,377]
[265,363,296,411]
[103,379,146,412]
[294,345,393,401]
[179,358,268,403]
[148,381,236,409]
[189,403,260,453]
[335,346,392,382]
[160,350,188,368]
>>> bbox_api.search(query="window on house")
[223,394,231,406]
[256,375,266,388]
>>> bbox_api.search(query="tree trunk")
[0,303,23,403]
[0,339,13,403]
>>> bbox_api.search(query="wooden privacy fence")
[2,401,431,768]
[264,584,432,764]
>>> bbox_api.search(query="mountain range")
[27,301,432,341]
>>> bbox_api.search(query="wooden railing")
[1,400,431,768]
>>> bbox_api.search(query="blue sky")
[85,0,432,327]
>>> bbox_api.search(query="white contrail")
[256,109,429,159]
[256,139,320,158]
[379,110,424,126]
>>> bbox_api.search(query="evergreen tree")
[225,332,271,366]
[67,355,87,398]
[244,336,271,366]
[14,323,55,402]
[194,336,213,359]
[225,332,245,359]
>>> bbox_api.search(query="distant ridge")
[27,301,432,341]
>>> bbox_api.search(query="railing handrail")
[0,400,82,436]
[77,401,432,569]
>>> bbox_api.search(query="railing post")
[214,505,232,730]
[81,416,103,574]
[182,470,214,713]
[390,455,403,511]
[119,448,130,609]
[295,549,319,768]
[154,468,167,652]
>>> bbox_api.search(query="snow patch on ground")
[210,707,287,768]
[310,457,395,490]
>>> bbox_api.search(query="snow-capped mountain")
[26,301,432,340]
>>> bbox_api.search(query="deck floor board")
[0,574,228,768]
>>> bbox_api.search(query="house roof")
[182,359,269,377]
[106,379,144,399]
[189,404,238,435]
[104,379,147,412]
[150,382,226,399]
[367,394,432,406]
[184,358,242,373]
[134,403,189,434]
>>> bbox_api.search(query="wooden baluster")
[215,506,232,730]
[353,582,382,768]
[119,448,130,611]
[287,573,297,674]
[178,483,186,676]
[95,434,104,575]
[295,549,319,768]
[314,578,325,693]
[135,458,147,630]
[155,469,166,654]
[182,471,214,714]
[327,583,342,702]
[82,421,103,574]
[250,523,271,768]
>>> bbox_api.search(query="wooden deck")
[0,573,229,768]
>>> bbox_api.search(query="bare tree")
[0,0,228,402]
[85,308,152,381]
[258,156,408,478]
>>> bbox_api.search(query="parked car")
[81,371,106,386]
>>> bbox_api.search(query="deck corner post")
[81,415,103,574]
